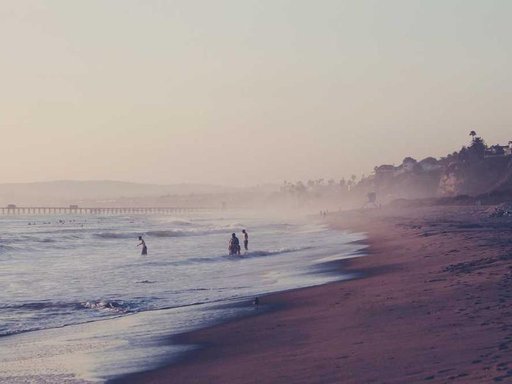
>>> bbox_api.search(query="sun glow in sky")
[1,0,511,185]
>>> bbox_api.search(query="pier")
[0,205,209,215]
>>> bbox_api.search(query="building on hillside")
[484,141,512,158]
[374,164,396,175]
[418,157,442,172]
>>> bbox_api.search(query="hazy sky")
[1,0,511,185]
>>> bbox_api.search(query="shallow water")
[0,211,365,382]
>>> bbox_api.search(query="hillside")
[274,134,512,209]
[357,134,512,202]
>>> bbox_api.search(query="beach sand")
[113,205,512,383]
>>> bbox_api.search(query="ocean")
[0,211,365,383]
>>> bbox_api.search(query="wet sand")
[114,205,512,383]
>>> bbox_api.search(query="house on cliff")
[374,164,396,175]
[484,141,512,158]
[418,157,442,172]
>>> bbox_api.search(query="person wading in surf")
[228,233,240,256]
[242,229,249,253]
[137,236,148,255]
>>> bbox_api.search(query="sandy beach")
[112,205,512,384]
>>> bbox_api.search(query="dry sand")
[113,206,512,384]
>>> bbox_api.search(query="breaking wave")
[243,246,314,257]
[0,299,137,314]
[95,226,244,240]
[135,246,316,269]
[164,219,194,226]
[0,299,141,337]
[145,230,190,237]
[81,299,136,313]
[94,232,140,239]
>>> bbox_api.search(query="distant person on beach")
[242,229,249,252]
[137,236,148,255]
[228,233,240,256]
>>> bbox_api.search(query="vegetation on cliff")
[277,133,512,207]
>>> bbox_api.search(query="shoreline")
[112,205,512,383]
[107,228,368,384]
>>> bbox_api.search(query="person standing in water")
[138,236,148,255]
[242,229,249,253]
[228,233,240,256]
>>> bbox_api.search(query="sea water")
[0,211,365,383]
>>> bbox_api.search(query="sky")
[0,0,511,186]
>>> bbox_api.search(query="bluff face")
[439,156,512,197]
[362,138,512,202]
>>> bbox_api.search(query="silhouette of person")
[242,229,249,252]
[229,233,240,255]
[138,236,148,255]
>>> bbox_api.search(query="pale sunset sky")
[0,0,510,185]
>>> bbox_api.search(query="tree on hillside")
[468,137,486,160]
[402,157,417,171]
[469,130,477,141]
